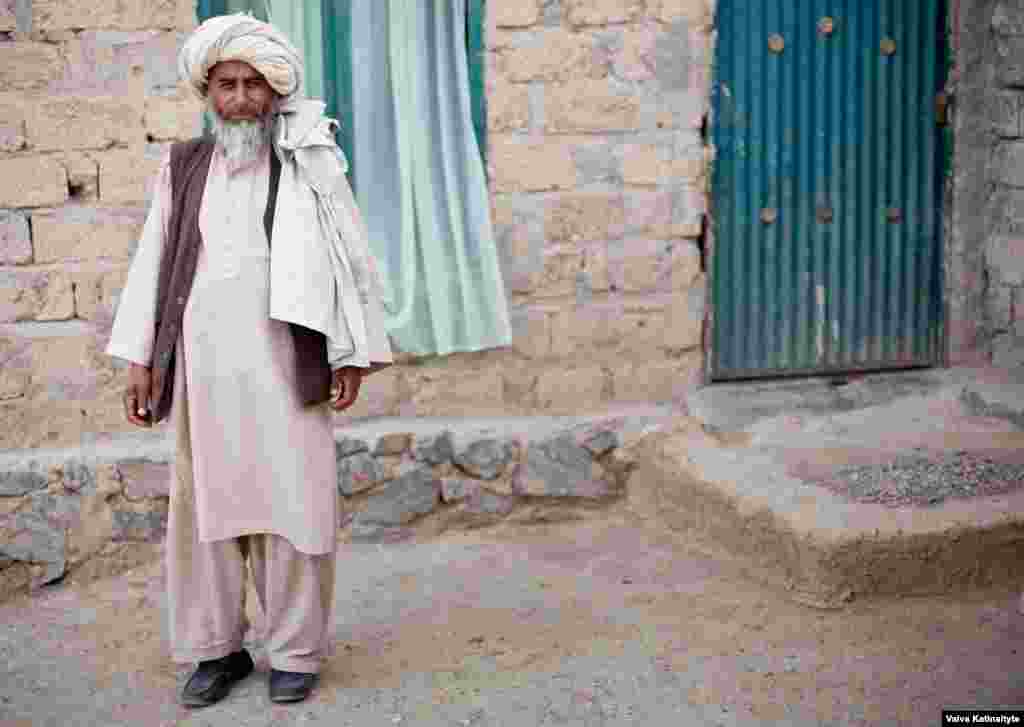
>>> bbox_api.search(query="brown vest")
[148,137,332,423]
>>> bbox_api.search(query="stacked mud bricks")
[0,0,714,451]
[483,0,712,414]
[983,3,1024,367]
[0,0,200,450]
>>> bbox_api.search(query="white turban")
[179,13,304,101]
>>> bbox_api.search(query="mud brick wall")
[0,0,713,450]
[984,2,1024,366]
[0,0,200,449]
[955,0,1024,366]
[481,0,711,413]
[363,0,715,419]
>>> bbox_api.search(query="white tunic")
[107,148,338,555]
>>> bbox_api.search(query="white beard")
[209,113,274,168]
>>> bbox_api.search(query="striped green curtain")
[265,1,325,100]
[350,0,509,355]
[195,0,509,357]
[197,0,268,22]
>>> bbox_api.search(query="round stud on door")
[818,16,836,36]
[760,207,778,224]
[885,207,903,223]
[816,206,834,223]
[881,38,897,56]
[768,34,785,53]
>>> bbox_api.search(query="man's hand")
[123,363,153,428]
[330,366,364,412]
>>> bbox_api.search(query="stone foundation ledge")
[0,409,674,602]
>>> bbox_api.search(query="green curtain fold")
[353,0,510,355]
[266,1,325,101]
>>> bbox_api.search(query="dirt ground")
[2,514,1022,726]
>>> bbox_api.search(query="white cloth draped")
[271,98,392,369]
[189,3,512,358]
[176,12,390,368]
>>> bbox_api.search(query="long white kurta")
[106,148,338,555]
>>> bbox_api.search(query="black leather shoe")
[268,669,318,703]
[180,649,254,708]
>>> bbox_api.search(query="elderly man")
[106,15,392,707]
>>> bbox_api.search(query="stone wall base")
[0,413,672,603]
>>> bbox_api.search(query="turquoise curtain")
[265,1,325,100]
[351,0,509,355]
[197,0,510,358]
[197,0,268,22]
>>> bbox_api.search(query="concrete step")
[635,367,1024,608]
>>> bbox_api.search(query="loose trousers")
[164,357,336,674]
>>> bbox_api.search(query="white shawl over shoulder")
[271,98,393,369]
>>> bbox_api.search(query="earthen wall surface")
[477,0,712,414]
[0,0,713,450]
[958,0,1024,367]
[0,0,200,449]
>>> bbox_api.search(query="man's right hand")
[123,363,153,428]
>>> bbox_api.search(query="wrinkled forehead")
[208,60,267,85]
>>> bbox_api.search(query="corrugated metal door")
[710,0,946,380]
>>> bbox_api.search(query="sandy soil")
[2,516,1022,726]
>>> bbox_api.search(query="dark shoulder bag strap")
[263,148,281,246]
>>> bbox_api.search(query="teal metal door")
[710,0,946,379]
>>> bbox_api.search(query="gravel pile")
[819,451,1024,507]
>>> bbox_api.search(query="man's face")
[207,60,276,121]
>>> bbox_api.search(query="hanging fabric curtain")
[264,1,325,101]
[195,0,511,357]
[225,0,261,15]
[197,0,267,22]
[351,0,510,356]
